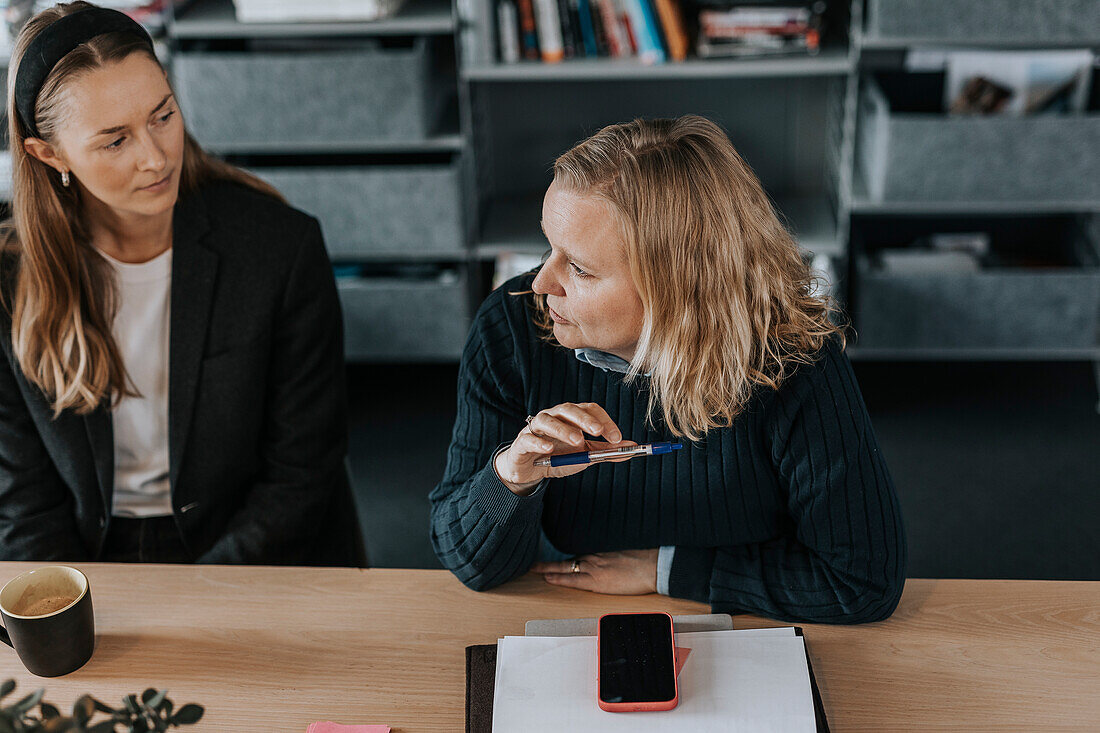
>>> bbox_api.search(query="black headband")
[14,7,155,138]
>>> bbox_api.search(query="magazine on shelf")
[929,49,1095,115]
[696,2,824,59]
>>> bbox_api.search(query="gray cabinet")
[858,77,1100,205]
[253,165,464,259]
[174,40,442,148]
[339,270,470,361]
[854,219,1100,354]
[864,0,1100,47]
[167,0,471,362]
[846,2,1100,362]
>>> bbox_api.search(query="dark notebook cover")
[465,627,829,732]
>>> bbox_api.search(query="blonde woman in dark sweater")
[430,116,906,624]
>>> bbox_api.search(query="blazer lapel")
[168,192,216,491]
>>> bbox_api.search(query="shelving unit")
[167,0,472,362]
[456,0,854,285]
[454,0,1100,388]
[3,1,1098,373]
[841,0,1100,376]
[461,50,854,81]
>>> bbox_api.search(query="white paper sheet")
[493,628,816,732]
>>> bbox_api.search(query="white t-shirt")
[99,247,173,517]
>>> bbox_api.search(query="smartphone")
[597,612,679,713]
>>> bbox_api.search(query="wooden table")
[0,564,1096,731]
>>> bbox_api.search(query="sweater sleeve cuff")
[476,443,548,525]
[667,546,715,604]
[656,546,675,595]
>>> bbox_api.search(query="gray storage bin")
[858,78,1100,203]
[255,165,463,258]
[173,38,438,147]
[866,0,1100,44]
[338,270,469,361]
[854,222,1100,351]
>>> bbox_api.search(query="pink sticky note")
[675,646,692,677]
[307,724,390,733]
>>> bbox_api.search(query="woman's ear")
[23,137,67,175]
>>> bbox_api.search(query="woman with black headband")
[0,2,361,564]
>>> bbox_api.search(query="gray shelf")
[862,0,1100,49]
[462,50,853,82]
[850,174,1100,215]
[476,192,840,258]
[847,346,1100,361]
[850,197,1100,215]
[169,0,456,38]
[860,37,1100,51]
[203,133,465,155]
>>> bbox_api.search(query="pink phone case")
[597,612,679,713]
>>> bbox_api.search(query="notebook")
[465,622,829,732]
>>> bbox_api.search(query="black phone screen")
[598,613,676,704]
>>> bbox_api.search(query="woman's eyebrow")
[149,93,174,116]
[92,93,174,137]
[541,221,597,270]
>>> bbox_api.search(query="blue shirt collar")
[573,348,635,375]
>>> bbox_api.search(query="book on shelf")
[622,0,665,63]
[696,2,825,59]
[532,0,564,61]
[496,0,831,64]
[595,0,631,58]
[586,0,611,57]
[576,0,599,57]
[498,0,672,62]
[497,0,522,63]
[516,0,542,60]
[556,0,578,58]
[653,0,688,61]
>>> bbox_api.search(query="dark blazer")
[0,180,362,565]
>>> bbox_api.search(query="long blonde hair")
[1,1,283,416]
[537,116,844,441]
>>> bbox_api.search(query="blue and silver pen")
[534,441,683,468]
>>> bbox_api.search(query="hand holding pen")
[533,441,682,467]
[494,402,635,495]
[495,402,679,496]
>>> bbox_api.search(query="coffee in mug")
[0,566,94,677]
[17,595,79,617]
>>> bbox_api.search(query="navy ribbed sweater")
[430,273,907,624]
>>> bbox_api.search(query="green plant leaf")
[168,705,203,726]
[0,717,14,733]
[142,691,166,715]
[92,698,116,715]
[160,700,172,717]
[13,688,44,714]
[73,695,96,725]
[140,690,157,705]
[122,695,139,716]
[40,702,60,719]
[132,718,149,732]
[0,680,14,699]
